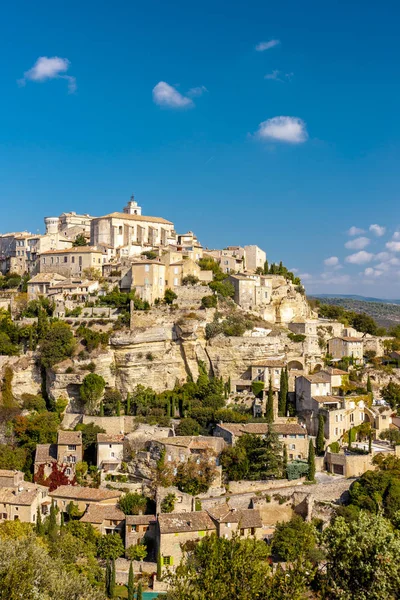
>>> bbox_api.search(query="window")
[111,452,115,458]
[109,445,112,448]
[163,556,172,566]
[119,226,123,235]
[72,256,75,263]
[68,445,76,451]
[65,468,71,476]
[174,277,179,285]
[350,413,354,423]
[174,267,179,274]
[131,525,137,532]
[289,444,295,450]
[64,256,68,263]
[226,522,231,528]
[250,528,255,535]
[145,265,150,272]
[335,428,338,436]
[167,455,172,462]
[42,257,46,264]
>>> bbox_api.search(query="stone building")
[158,511,216,569]
[328,337,364,363]
[27,272,67,299]
[0,470,50,524]
[207,503,263,539]
[97,433,125,472]
[40,247,104,277]
[49,485,121,514]
[34,430,83,481]
[213,423,309,461]
[125,514,157,552]
[90,198,176,253]
[80,503,125,535]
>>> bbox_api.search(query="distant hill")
[310,296,400,330]
[313,294,400,305]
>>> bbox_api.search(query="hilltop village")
[1,198,400,598]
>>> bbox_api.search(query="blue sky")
[1,0,400,297]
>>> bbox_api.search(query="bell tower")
[123,194,142,216]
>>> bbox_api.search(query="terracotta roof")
[126,514,157,525]
[0,470,21,477]
[217,422,306,436]
[58,431,82,445]
[312,395,342,404]
[97,434,125,444]
[158,511,216,534]
[301,373,330,384]
[0,484,46,506]
[155,436,224,451]
[80,504,125,524]
[41,247,102,255]
[94,212,173,225]
[326,368,348,375]
[35,444,57,463]
[28,273,67,283]
[207,504,262,528]
[50,485,121,502]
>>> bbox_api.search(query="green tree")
[265,378,274,423]
[35,507,44,536]
[166,533,270,600]
[128,561,135,600]
[367,375,372,394]
[175,417,200,436]
[381,381,400,410]
[75,422,106,465]
[127,543,147,561]
[103,388,122,416]
[48,501,58,542]
[80,374,106,413]
[272,515,317,562]
[119,493,148,516]
[175,455,217,495]
[109,558,116,598]
[126,393,131,415]
[39,322,75,368]
[137,581,143,600]
[307,440,316,482]
[0,444,26,471]
[160,493,176,513]
[72,233,87,247]
[105,559,111,596]
[278,369,288,416]
[96,534,124,560]
[316,414,325,456]
[164,288,178,305]
[323,511,400,599]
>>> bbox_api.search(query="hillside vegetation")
[310,296,400,330]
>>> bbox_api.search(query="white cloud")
[324,256,339,266]
[264,70,282,81]
[344,236,370,250]
[255,116,308,144]
[386,241,400,252]
[347,226,365,236]
[364,268,383,278]
[255,39,280,52]
[187,85,208,98]
[152,82,194,109]
[18,56,76,93]
[345,251,374,265]
[369,223,386,237]
[320,273,351,285]
[374,252,390,261]
[392,231,400,240]
[298,272,312,281]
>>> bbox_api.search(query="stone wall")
[227,478,305,495]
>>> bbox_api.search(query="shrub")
[80,374,106,412]
[39,322,75,368]
[201,295,217,309]
[164,288,178,305]
[182,275,199,286]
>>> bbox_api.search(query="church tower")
[123,195,142,216]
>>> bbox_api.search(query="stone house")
[158,511,216,569]
[80,503,125,535]
[295,374,332,409]
[129,260,166,304]
[243,245,266,272]
[125,514,157,552]
[213,423,309,461]
[325,450,375,477]
[0,470,50,524]
[97,433,125,472]
[229,274,273,311]
[250,358,286,389]
[27,272,67,299]
[328,337,364,363]
[90,199,176,252]
[40,247,104,277]
[49,485,122,514]
[34,430,83,481]
[207,503,263,539]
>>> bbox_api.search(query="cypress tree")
[368,431,372,454]
[367,375,372,394]
[35,507,44,536]
[127,561,135,600]
[116,399,121,417]
[282,444,288,478]
[278,369,288,416]
[60,511,65,530]
[308,440,316,482]
[265,377,274,423]
[48,501,58,542]
[156,551,162,580]
[137,581,143,600]
[263,259,269,275]
[126,393,131,415]
[316,414,325,456]
[109,559,116,598]
[105,559,111,597]
[348,427,353,449]
[99,401,104,417]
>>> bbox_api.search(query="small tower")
[44,216,60,234]
[123,195,142,216]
